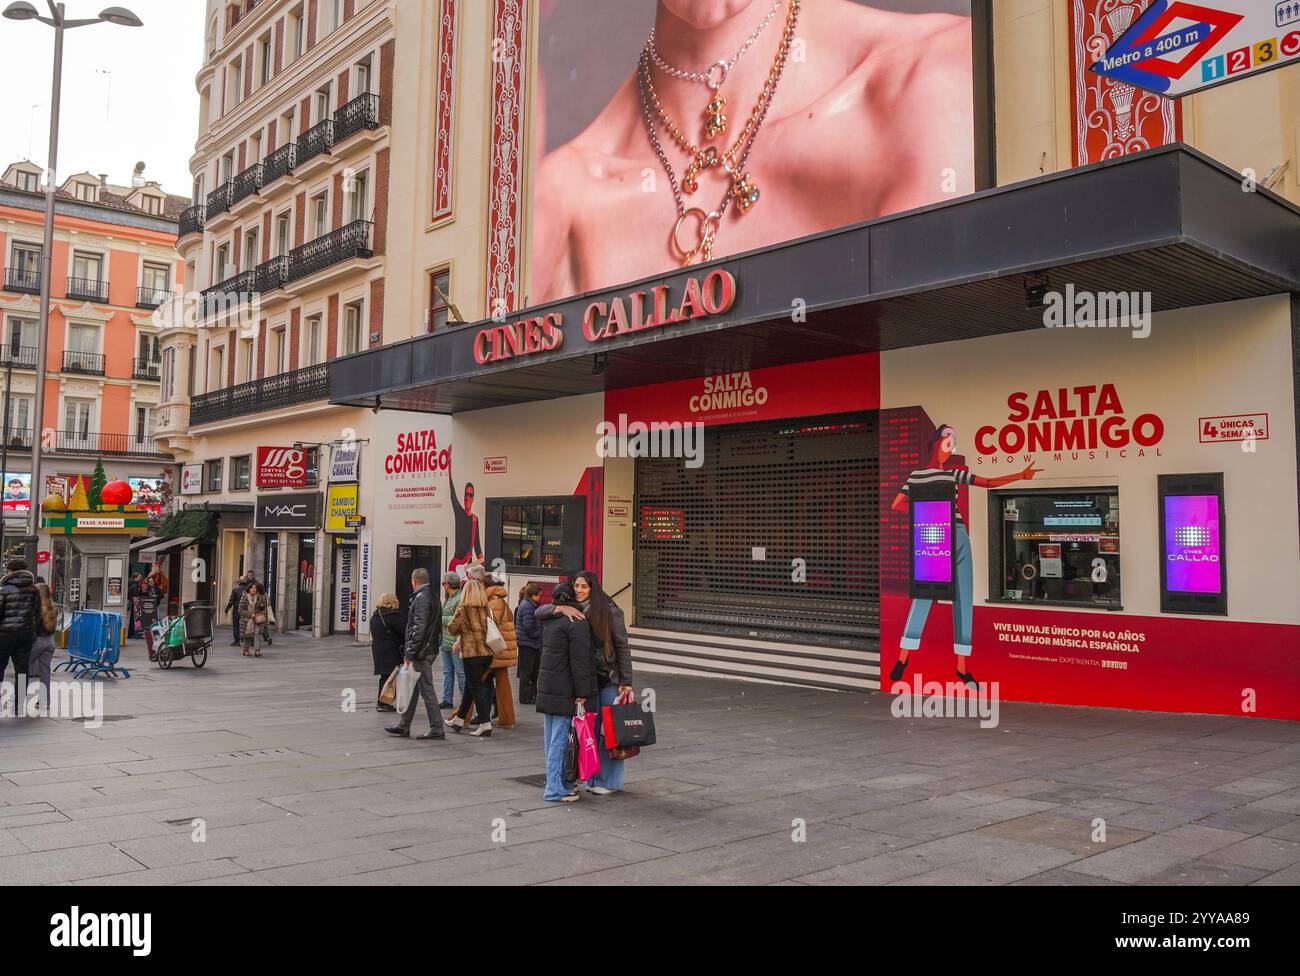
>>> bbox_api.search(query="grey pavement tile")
[1200,835,1300,871]
[0,843,145,884]
[66,858,251,886]
[976,812,1148,855]
[1251,863,1300,885]
[1135,859,1270,886]
[1011,868,1127,885]
[9,812,176,852]
[247,848,416,885]
[112,824,286,868]
[1069,825,1252,883]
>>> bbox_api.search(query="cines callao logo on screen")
[49,907,151,956]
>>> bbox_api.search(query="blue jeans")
[440,644,465,704]
[542,713,576,802]
[902,523,974,656]
[589,683,626,791]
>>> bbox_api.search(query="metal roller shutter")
[634,412,878,651]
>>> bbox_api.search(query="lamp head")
[99,6,142,26]
[2,2,40,21]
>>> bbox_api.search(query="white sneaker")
[589,786,615,796]
[468,722,492,738]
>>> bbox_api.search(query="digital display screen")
[129,477,165,514]
[2,472,31,512]
[912,500,953,584]
[1164,494,1221,594]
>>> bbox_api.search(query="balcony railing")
[66,276,108,302]
[178,203,205,237]
[3,267,40,294]
[206,181,233,217]
[190,361,329,426]
[0,426,169,458]
[262,141,297,185]
[230,162,263,207]
[200,268,257,316]
[0,427,32,450]
[287,219,372,283]
[334,92,380,143]
[133,357,161,381]
[62,350,105,375]
[0,346,37,370]
[255,254,288,293]
[296,118,335,167]
[136,286,172,309]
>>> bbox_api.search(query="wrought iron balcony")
[296,118,335,167]
[66,276,108,302]
[0,426,32,450]
[255,254,288,293]
[207,181,233,217]
[333,92,380,143]
[230,162,263,207]
[3,266,40,294]
[49,429,171,458]
[263,141,297,185]
[62,350,105,375]
[178,203,205,237]
[136,286,172,309]
[287,219,372,283]
[0,345,37,370]
[133,357,161,381]
[190,361,329,426]
[199,268,258,316]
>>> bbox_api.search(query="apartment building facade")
[156,0,394,636]
[0,159,180,591]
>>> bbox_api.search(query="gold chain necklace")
[636,0,801,265]
[641,0,799,216]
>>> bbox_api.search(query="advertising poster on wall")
[180,463,203,495]
[529,0,975,304]
[1,472,30,514]
[128,477,165,514]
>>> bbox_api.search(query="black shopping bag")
[562,723,579,782]
[602,702,657,749]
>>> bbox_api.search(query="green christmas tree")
[89,459,107,509]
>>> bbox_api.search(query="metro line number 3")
[1203,32,1300,81]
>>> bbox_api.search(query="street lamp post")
[2,2,142,559]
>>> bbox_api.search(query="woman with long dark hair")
[543,570,634,795]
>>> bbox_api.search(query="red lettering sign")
[257,446,308,488]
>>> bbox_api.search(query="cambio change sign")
[1091,0,1300,97]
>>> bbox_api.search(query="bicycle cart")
[150,604,213,669]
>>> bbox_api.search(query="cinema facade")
[334,145,1300,720]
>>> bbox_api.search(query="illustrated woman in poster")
[531,0,974,304]
[890,424,1041,689]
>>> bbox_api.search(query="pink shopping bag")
[573,704,601,782]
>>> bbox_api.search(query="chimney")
[132,160,146,188]
[99,173,108,188]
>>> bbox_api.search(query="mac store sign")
[255,492,322,531]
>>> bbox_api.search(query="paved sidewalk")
[1,630,1298,886]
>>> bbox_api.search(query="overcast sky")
[0,0,202,196]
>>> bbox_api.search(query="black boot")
[384,725,410,737]
[889,657,907,682]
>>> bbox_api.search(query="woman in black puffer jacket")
[535,582,596,803]
[369,593,408,712]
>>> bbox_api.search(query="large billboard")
[529,0,976,304]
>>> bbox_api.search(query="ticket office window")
[988,488,1121,609]
[485,496,585,574]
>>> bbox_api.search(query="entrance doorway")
[394,544,442,615]
[264,535,278,613]
[295,534,315,629]
[221,529,246,617]
[634,411,878,649]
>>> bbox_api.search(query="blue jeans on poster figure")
[588,682,626,792]
[440,644,465,705]
[902,523,974,656]
[542,712,576,802]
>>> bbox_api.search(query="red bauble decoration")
[101,480,133,505]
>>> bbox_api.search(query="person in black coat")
[0,560,38,685]
[385,568,445,741]
[514,581,543,704]
[536,581,596,803]
[369,593,407,712]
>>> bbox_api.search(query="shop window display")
[490,497,580,570]
[990,489,1121,608]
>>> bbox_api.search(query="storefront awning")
[129,536,160,552]
[330,144,1300,415]
[137,536,196,559]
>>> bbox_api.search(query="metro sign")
[1091,1,1298,97]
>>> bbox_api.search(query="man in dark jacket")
[536,582,596,802]
[0,560,39,684]
[224,573,250,646]
[386,567,445,740]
